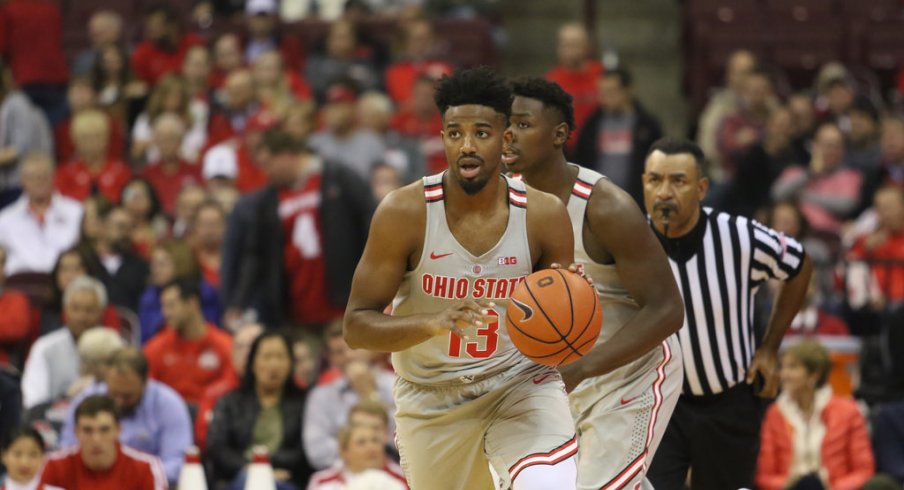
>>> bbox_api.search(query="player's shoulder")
[521,181,564,211]
[586,177,643,224]
[370,180,428,240]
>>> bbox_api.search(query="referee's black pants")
[647,383,767,490]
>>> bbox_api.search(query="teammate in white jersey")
[504,77,685,490]
[344,68,580,490]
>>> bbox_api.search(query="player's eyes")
[448,131,460,138]
[518,122,529,129]
[477,131,489,138]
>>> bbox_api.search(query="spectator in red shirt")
[194,322,263,451]
[391,75,444,175]
[130,4,203,86]
[40,395,167,490]
[205,110,276,194]
[716,69,775,183]
[0,246,30,366]
[252,50,312,112]
[55,110,132,204]
[207,69,259,146]
[144,278,234,406]
[0,0,69,125]
[55,78,126,164]
[243,0,305,72]
[209,33,244,90]
[545,22,603,154]
[188,200,226,289]
[849,186,904,306]
[384,19,452,105]
[141,114,203,216]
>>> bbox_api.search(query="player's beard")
[457,174,491,195]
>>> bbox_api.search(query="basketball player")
[343,67,580,490]
[504,77,685,490]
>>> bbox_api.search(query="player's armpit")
[525,188,574,270]
[343,187,432,351]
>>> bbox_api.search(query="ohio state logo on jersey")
[421,273,526,300]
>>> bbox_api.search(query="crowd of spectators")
[0,0,901,488]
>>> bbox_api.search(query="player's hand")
[747,348,780,398]
[550,262,593,286]
[557,363,583,393]
[428,300,497,340]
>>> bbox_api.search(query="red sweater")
[41,444,167,490]
[0,289,30,364]
[141,160,202,216]
[757,392,875,490]
[55,116,126,164]
[0,0,67,85]
[546,61,603,149]
[131,34,203,85]
[55,159,133,204]
[143,324,234,405]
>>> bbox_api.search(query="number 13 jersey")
[391,172,533,385]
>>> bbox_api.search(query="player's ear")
[553,122,569,147]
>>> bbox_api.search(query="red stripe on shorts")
[508,435,578,482]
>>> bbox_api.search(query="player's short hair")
[647,137,706,178]
[434,67,513,120]
[602,67,633,88]
[782,339,831,387]
[75,395,120,424]
[510,77,576,135]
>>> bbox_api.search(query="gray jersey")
[567,165,640,344]
[391,172,533,385]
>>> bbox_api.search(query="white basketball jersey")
[567,165,640,344]
[391,172,533,385]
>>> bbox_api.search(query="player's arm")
[526,188,575,269]
[560,181,684,388]
[343,187,494,352]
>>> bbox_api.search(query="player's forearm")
[569,300,683,379]
[343,310,438,352]
[761,254,812,352]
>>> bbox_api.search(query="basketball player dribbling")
[505,77,685,490]
[343,68,580,490]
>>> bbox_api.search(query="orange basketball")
[506,269,602,366]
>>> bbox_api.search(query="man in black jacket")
[221,129,374,331]
[573,68,663,206]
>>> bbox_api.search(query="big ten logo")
[497,256,518,266]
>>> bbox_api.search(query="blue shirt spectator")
[60,347,192,483]
[138,279,221,343]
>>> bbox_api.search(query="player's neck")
[521,153,575,203]
[444,172,504,212]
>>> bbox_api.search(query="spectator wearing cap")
[305,20,379,102]
[357,91,423,181]
[80,205,150,311]
[716,69,776,184]
[545,22,604,153]
[0,0,69,125]
[391,75,444,175]
[243,0,306,72]
[54,78,126,165]
[221,130,374,330]
[0,153,82,275]
[309,81,385,180]
[208,69,260,146]
[845,97,882,178]
[54,110,132,204]
[384,19,452,105]
[203,143,240,191]
[72,11,124,76]
[60,347,193,484]
[141,113,203,217]
[130,5,203,86]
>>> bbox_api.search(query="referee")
[643,138,813,490]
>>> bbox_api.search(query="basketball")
[506,269,602,367]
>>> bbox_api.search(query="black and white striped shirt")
[654,207,806,396]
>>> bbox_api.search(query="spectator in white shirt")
[306,422,407,490]
[21,276,107,409]
[0,153,82,275]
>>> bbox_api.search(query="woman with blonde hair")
[757,339,875,489]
